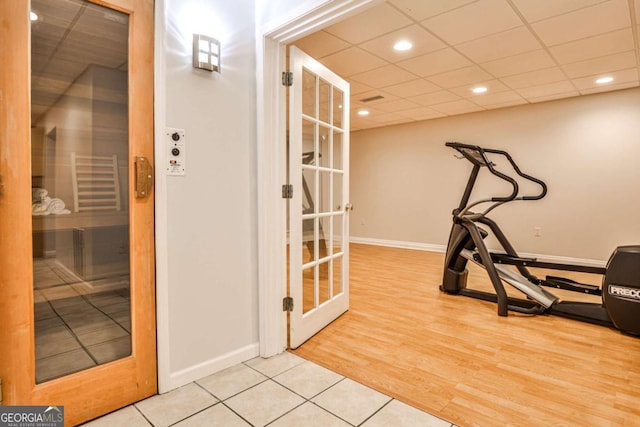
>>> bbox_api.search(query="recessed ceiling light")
[596,76,614,84]
[472,86,488,94]
[393,40,413,51]
[30,11,38,21]
[357,109,370,117]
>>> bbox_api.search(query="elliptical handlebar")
[445,141,547,203]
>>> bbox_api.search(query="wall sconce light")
[193,34,220,73]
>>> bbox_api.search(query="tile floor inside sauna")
[84,352,457,427]
[34,258,131,383]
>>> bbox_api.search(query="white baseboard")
[350,236,447,253]
[161,342,260,393]
[349,236,606,267]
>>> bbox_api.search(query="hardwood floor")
[291,243,640,427]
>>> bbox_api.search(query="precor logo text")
[609,285,640,301]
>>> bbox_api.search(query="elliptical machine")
[440,141,640,335]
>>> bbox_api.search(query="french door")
[0,0,156,425]
[288,47,351,349]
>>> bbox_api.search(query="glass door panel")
[31,0,131,383]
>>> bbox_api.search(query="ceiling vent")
[360,95,384,103]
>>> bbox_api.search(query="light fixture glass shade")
[193,34,220,73]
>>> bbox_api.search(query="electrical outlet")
[534,226,542,237]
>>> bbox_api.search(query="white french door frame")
[256,0,383,356]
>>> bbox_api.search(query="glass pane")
[31,0,131,383]
[333,213,344,254]
[319,78,330,124]
[319,125,330,169]
[302,168,316,215]
[302,68,316,118]
[319,260,330,305]
[318,216,329,258]
[333,255,343,297]
[303,266,315,314]
[333,172,343,213]
[319,170,331,214]
[302,119,315,156]
[333,87,344,129]
[333,130,343,171]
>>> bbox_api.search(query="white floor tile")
[244,352,306,377]
[224,380,305,426]
[273,361,344,399]
[173,404,250,427]
[135,383,218,427]
[269,402,351,427]
[197,363,268,400]
[361,399,453,427]
[311,378,392,426]
[82,405,150,427]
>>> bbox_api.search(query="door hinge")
[282,71,293,87]
[0,377,3,405]
[282,184,293,199]
[283,296,294,312]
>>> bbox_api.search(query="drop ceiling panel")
[430,99,484,115]
[449,79,510,98]
[350,81,374,96]
[290,0,640,131]
[501,67,568,89]
[351,64,418,87]
[516,80,578,99]
[397,106,446,121]
[409,90,461,106]
[580,80,639,95]
[421,0,523,45]
[375,111,416,124]
[561,51,636,78]
[528,91,581,103]
[382,79,441,98]
[291,31,351,59]
[572,68,639,90]
[386,0,478,21]
[359,25,446,62]
[373,98,422,113]
[397,48,472,77]
[510,0,606,23]
[427,65,494,89]
[548,28,635,65]
[454,26,542,63]
[468,90,525,107]
[323,3,413,44]
[531,0,631,46]
[481,49,556,77]
[320,47,388,77]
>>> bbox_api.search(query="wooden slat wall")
[292,243,640,427]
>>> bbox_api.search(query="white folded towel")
[32,194,71,216]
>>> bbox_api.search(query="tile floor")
[34,258,131,383]
[83,352,456,427]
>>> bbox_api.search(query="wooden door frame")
[0,0,156,424]
[256,0,382,357]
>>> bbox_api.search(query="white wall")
[350,87,640,262]
[156,0,258,391]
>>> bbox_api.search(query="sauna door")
[288,46,351,349]
[0,0,156,425]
